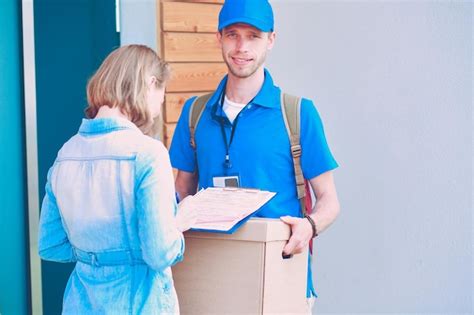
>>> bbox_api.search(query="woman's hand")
[175,196,198,232]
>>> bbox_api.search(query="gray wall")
[121,1,473,313]
[119,0,157,50]
[268,1,472,313]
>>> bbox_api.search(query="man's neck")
[225,68,265,104]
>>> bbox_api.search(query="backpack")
[188,92,313,219]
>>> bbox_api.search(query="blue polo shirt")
[170,69,338,298]
[170,69,338,219]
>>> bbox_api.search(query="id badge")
[212,174,240,188]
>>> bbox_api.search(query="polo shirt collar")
[206,68,280,109]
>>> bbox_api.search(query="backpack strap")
[280,93,306,216]
[189,93,213,150]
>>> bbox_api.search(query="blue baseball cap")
[218,0,274,32]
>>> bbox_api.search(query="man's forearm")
[308,171,340,235]
[310,192,340,235]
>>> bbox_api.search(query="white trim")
[22,0,43,314]
[115,0,121,33]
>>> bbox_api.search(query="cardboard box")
[172,218,309,314]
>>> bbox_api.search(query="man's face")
[217,23,275,79]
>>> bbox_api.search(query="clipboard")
[186,187,276,234]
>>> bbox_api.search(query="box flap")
[184,218,291,242]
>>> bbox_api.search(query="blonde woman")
[38,45,196,314]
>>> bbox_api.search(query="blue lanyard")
[215,88,254,170]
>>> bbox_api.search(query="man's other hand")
[280,216,312,255]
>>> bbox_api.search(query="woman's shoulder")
[55,133,84,158]
[134,134,167,154]
[132,134,171,165]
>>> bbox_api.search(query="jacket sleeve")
[38,166,76,263]
[135,142,185,271]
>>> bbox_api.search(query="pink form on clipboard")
[187,187,276,232]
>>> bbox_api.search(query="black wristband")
[304,214,318,238]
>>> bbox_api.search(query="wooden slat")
[165,138,172,148]
[165,123,176,138]
[165,92,211,123]
[156,1,163,57]
[164,32,222,62]
[167,63,227,92]
[164,123,177,148]
[162,2,221,32]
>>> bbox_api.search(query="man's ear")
[267,31,276,50]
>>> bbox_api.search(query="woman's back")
[39,117,184,314]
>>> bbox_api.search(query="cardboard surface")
[263,242,308,314]
[184,218,292,242]
[173,218,308,314]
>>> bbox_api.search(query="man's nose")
[235,38,248,52]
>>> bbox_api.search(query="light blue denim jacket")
[38,117,184,314]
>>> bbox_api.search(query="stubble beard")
[224,50,267,79]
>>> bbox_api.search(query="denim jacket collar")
[78,117,141,135]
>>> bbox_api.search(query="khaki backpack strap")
[281,93,306,216]
[189,93,213,150]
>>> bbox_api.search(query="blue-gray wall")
[0,1,29,314]
[268,1,472,313]
[120,0,157,50]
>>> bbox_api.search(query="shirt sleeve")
[300,98,339,180]
[135,142,185,270]
[38,165,76,263]
[169,96,198,173]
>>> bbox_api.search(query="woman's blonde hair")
[85,45,170,133]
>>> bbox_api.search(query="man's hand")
[175,196,198,232]
[175,170,198,201]
[280,216,313,256]
[280,171,340,256]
